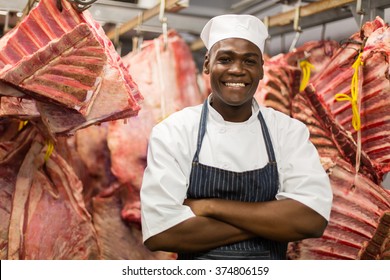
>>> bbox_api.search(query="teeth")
[225,82,245,87]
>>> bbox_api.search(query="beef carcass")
[108,30,204,226]
[0,126,100,259]
[292,92,340,161]
[291,79,389,260]
[122,30,204,114]
[50,123,171,260]
[288,158,390,260]
[284,40,339,78]
[91,185,176,260]
[255,57,301,115]
[255,40,339,116]
[309,17,390,180]
[107,110,151,225]
[303,85,380,183]
[0,0,142,135]
[0,96,40,119]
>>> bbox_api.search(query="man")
[140,14,333,259]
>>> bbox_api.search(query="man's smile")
[223,82,247,88]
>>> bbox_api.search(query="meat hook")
[57,0,98,12]
[56,0,63,12]
[289,1,302,52]
[71,0,99,12]
[159,0,169,51]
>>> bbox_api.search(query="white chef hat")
[200,14,268,53]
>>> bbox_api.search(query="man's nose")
[229,61,244,74]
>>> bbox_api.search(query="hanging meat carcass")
[0,0,142,135]
[290,88,390,260]
[255,40,339,116]
[107,30,204,227]
[288,158,390,260]
[309,17,390,180]
[262,17,390,260]
[255,56,300,115]
[55,123,174,260]
[0,124,101,259]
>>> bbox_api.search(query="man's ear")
[203,53,210,74]
[259,56,265,80]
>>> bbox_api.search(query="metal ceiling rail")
[267,0,356,27]
[106,0,188,40]
[190,0,390,51]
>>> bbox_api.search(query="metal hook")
[159,0,169,50]
[22,0,38,17]
[132,12,145,52]
[56,0,63,11]
[289,3,302,52]
[133,31,144,52]
[356,0,366,30]
[161,17,168,51]
[114,24,122,56]
[159,0,166,22]
[263,16,270,55]
[320,23,326,41]
[64,0,98,12]
[3,11,10,34]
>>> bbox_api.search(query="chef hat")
[200,14,268,53]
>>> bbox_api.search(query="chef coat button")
[222,163,230,169]
[219,127,226,133]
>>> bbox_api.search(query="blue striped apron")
[178,100,287,260]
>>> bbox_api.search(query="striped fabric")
[178,100,287,260]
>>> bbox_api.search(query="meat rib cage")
[0,0,142,135]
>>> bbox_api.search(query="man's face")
[204,38,264,107]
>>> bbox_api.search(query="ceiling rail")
[267,0,356,27]
[106,0,188,40]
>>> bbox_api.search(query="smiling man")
[140,14,333,260]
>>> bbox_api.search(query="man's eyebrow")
[214,50,260,57]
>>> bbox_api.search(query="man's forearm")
[144,215,255,252]
[186,198,328,242]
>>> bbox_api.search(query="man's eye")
[218,57,231,63]
[245,59,257,65]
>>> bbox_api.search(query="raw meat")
[122,30,204,114]
[288,158,390,260]
[284,40,339,78]
[255,58,300,115]
[91,187,176,260]
[304,85,380,184]
[0,126,100,259]
[310,17,390,179]
[0,0,142,135]
[108,30,204,225]
[255,40,339,116]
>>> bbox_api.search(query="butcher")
[140,14,333,260]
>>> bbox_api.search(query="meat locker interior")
[0,0,390,261]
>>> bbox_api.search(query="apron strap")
[193,99,276,164]
[193,99,208,162]
[257,110,277,164]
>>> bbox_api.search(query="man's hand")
[183,198,210,216]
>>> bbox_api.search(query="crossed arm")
[144,198,327,253]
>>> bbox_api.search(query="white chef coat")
[140,96,333,242]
